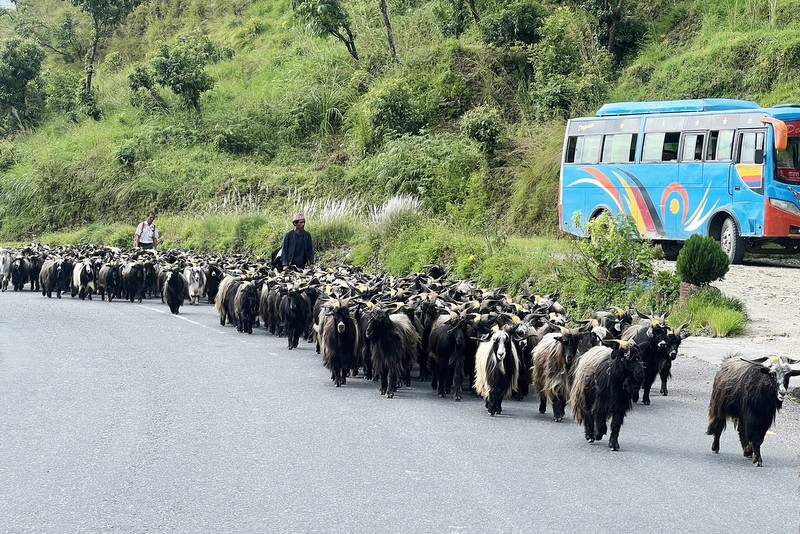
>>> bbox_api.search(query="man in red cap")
[281,211,314,271]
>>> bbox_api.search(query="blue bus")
[559,98,800,263]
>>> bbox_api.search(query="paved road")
[1,289,798,532]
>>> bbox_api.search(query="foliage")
[292,0,359,62]
[70,0,143,96]
[479,1,545,48]
[148,32,221,112]
[573,211,655,282]
[434,0,471,39]
[43,69,81,120]
[676,234,730,286]
[355,79,424,152]
[668,287,746,337]
[459,104,503,154]
[347,133,485,213]
[0,38,45,133]
[527,6,613,120]
[653,269,680,306]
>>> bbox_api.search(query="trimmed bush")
[676,234,730,286]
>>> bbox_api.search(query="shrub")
[460,105,503,154]
[358,80,424,152]
[479,1,545,48]
[676,234,729,286]
[574,211,655,282]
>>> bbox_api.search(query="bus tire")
[720,217,745,264]
[661,241,682,261]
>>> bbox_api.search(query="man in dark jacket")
[281,211,314,271]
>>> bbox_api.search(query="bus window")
[681,133,705,162]
[738,131,765,164]
[707,130,734,161]
[601,133,637,163]
[642,133,664,162]
[641,132,680,162]
[566,135,603,164]
[775,137,800,184]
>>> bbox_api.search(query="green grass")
[669,287,747,337]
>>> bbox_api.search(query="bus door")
[731,129,766,235]
[703,129,736,234]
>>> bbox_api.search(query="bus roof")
[596,99,760,116]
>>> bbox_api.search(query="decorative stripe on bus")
[735,163,763,189]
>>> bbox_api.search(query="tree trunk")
[84,16,101,95]
[607,0,624,54]
[379,0,397,62]
[469,0,480,22]
[679,281,700,307]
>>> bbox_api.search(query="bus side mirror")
[755,148,764,164]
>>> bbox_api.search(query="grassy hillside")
[0,0,798,253]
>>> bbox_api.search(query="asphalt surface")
[1,289,798,533]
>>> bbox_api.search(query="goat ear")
[480,332,493,342]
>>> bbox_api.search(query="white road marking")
[136,304,229,335]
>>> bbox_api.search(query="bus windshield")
[776,135,800,184]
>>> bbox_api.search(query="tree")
[0,38,45,133]
[468,0,480,22]
[149,32,216,113]
[292,0,359,62]
[68,0,142,97]
[379,0,397,62]
[8,5,87,64]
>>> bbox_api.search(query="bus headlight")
[769,198,800,216]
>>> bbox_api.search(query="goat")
[205,263,224,304]
[531,326,596,421]
[622,315,689,404]
[70,259,96,300]
[0,249,10,291]
[162,268,188,315]
[121,262,145,303]
[707,354,800,466]
[96,262,121,302]
[570,340,645,450]
[215,275,240,328]
[474,329,520,416]
[319,299,359,387]
[234,281,260,334]
[184,265,206,305]
[11,256,30,291]
[280,285,310,349]
[362,306,420,398]
[428,314,471,401]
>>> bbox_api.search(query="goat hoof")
[554,416,562,422]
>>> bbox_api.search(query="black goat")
[319,299,359,387]
[362,306,420,398]
[707,354,800,466]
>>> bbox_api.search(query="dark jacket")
[281,229,314,268]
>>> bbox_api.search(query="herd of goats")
[1,243,799,466]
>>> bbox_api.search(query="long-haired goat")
[622,315,689,404]
[319,299,359,387]
[530,326,596,421]
[362,306,420,398]
[570,340,644,450]
[474,329,520,416]
[428,313,471,401]
[707,354,800,466]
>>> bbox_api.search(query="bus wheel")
[720,217,745,264]
[661,241,682,261]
